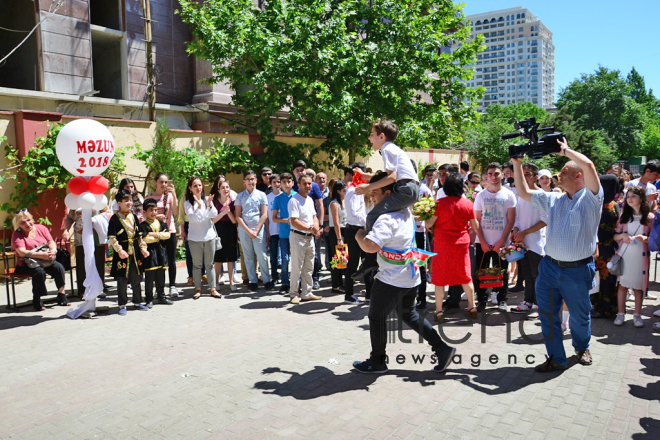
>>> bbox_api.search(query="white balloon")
[55,119,116,177]
[78,192,96,209]
[93,194,108,211]
[65,192,80,210]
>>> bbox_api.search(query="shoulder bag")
[23,243,55,269]
[608,223,642,276]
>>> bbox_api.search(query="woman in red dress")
[426,173,479,321]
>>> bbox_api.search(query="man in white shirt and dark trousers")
[474,162,517,312]
[352,172,455,374]
[344,163,373,304]
[354,120,419,279]
[509,163,547,314]
[288,174,323,304]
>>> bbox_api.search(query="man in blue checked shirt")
[512,137,603,373]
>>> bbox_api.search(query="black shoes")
[157,295,173,305]
[264,281,275,291]
[353,359,388,374]
[248,283,259,292]
[434,347,456,373]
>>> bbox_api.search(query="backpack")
[648,214,660,252]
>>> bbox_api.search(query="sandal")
[534,355,566,373]
[193,291,201,300]
[467,307,478,319]
[210,290,222,298]
[434,310,444,323]
[57,293,71,306]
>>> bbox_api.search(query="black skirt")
[215,221,239,262]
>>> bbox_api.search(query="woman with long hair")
[184,177,220,299]
[146,173,179,296]
[328,180,348,296]
[613,187,653,327]
[111,177,144,220]
[211,178,239,292]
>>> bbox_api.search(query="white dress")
[619,215,644,290]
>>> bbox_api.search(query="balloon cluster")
[65,176,109,210]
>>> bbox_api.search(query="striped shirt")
[532,186,603,262]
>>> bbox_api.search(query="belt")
[345,224,364,230]
[397,179,418,185]
[292,229,313,237]
[545,255,593,268]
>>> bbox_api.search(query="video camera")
[501,117,565,159]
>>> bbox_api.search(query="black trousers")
[164,233,177,287]
[328,229,346,289]
[369,279,449,364]
[116,261,142,306]
[475,247,508,303]
[446,244,476,307]
[75,245,106,297]
[15,262,66,308]
[145,268,166,303]
[344,226,374,299]
[518,250,543,305]
[415,232,428,304]
[366,181,419,232]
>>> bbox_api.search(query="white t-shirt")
[288,193,316,231]
[367,208,420,289]
[473,187,517,245]
[267,192,280,236]
[627,178,657,209]
[381,142,418,182]
[515,195,548,256]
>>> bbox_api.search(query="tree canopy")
[177,0,484,164]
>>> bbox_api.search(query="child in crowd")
[139,198,174,307]
[108,190,150,315]
[613,187,654,328]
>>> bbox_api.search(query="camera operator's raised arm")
[511,158,532,203]
[558,137,600,195]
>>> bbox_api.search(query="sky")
[460,0,660,102]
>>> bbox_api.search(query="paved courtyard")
[1,263,659,439]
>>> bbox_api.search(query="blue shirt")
[532,186,604,262]
[272,191,296,238]
[235,189,268,230]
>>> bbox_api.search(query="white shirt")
[267,192,280,236]
[381,142,418,182]
[367,208,420,289]
[473,187,517,245]
[515,194,548,256]
[288,193,316,231]
[344,185,366,226]
[184,198,219,242]
[328,200,347,228]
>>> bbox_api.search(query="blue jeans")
[269,235,281,283]
[536,257,595,367]
[238,227,271,284]
[279,237,290,286]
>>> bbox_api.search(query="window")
[0,0,40,90]
[519,27,523,32]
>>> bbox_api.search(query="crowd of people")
[10,120,660,374]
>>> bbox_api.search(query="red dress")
[432,197,475,286]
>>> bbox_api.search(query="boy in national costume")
[108,190,150,315]
[140,198,174,307]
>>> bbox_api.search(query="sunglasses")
[262,172,272,176]
[15,208,27,214]
[469,180,480,185]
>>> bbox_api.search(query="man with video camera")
[512,136,602,373]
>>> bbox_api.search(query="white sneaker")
[654,309,660,318]
[233,274,242,284]
[127,285,133,294]
[498,301,508,312]
[218,275,226,285]
[491,291,498,305]
[627,291,635,302]
[460,292,467,301]
[140,281,145,290]
[230,284,237,291]
[170,286,179,298]
[613,313,625,326]
[646,293,658,300]
[633,314,644,328]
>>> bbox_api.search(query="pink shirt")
[147,193,176,233]
[11,224,53,266]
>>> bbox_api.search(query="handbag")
[608,223,642,276]
[23,243,55,269]
[212,220,222,252]
[56,247,72,271]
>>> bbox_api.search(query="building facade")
[460,7,555,111]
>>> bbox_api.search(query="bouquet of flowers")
[412,196,437,220]
[330,246,349,269]
[466,188,479,203]
[476,267,506,277]
[499,242,527,262]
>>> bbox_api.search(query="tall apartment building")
[460,7,555,111]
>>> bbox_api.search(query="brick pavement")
[1,264,659,439]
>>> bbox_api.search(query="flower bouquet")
[330,245,349,270]
[476,267,505,288]
[466,188,479,203]
[412,196,437,220]
[499,243,526,262]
